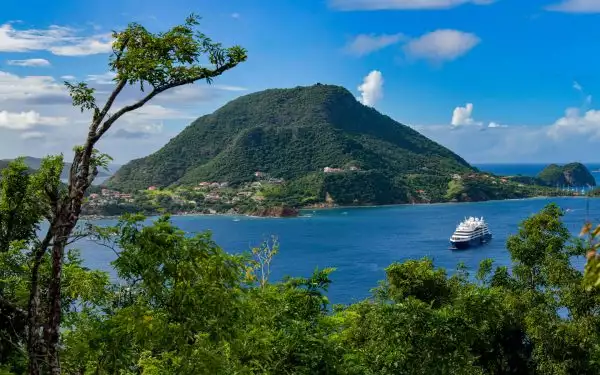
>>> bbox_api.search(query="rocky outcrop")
[251,206,299,218]
[537,163,596,187]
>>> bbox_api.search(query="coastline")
[80,194,593,221]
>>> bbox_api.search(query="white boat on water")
[449,216,492,250]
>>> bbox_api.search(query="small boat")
[450,216,492,250]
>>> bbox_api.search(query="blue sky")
[0,0,599,164]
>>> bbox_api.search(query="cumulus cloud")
[488,121,507,128]
[451,103,482,127]
[403,29,480,63]
[345,33,405,56]
[0,71,69,104]
[7,58,51,67]
[0,110,67,130]
[0,23,112,56]
[49,34,112,56]
[546,0,600,13]
[86,71,117,84]
[329,0,495,11]
[112,123,163,139]
[357,70,384,107]
[0,69,248,163]
[548,108,600,139]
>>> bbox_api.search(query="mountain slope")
[107,84,474,192]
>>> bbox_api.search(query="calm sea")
[71,164,600,305]
[78,197,598,306]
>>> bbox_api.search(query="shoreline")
[80,194,593,221]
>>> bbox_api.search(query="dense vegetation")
[5,157,600,373]
[537,162,596,187]
[107,83,474,192]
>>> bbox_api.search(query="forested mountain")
[107,84,474,192]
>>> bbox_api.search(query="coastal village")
[82,165,585,217]
[84,166,361,215]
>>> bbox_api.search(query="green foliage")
[537,162,596,187]
[108,84,473,193]
[110,14,247,91]
[6,155,600,375]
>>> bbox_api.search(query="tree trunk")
[27,253,45,375]
[27,230,53,375]
[45,215,74,375]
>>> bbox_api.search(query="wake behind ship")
[450,217,492,249]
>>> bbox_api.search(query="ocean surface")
[78,195,598,305]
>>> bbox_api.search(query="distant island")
[536,163,596,188]
[85,84,581,217]
[0,84,588,218]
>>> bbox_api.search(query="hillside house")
[204,193,220,201]
[254,171,266,178]
[324,167,343,173]
[148,186,157,191]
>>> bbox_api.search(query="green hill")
[537,163,596,187]
[107,83,474,198]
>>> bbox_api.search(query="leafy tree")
[21,14,246,375]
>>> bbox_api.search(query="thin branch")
[92,79,127,134]
[92,62,237,142]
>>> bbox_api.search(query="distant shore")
[80,194,594,221]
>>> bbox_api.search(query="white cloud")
[574,81,583,92]
[212,84,247,92]
[451,103,482,127]
[86,71,116,84]
[111,122,163,139]
[61,75,76,80]
[49,33,112,56]
[546,0,600,13]
[548,107,600,139]
[403,29,480,63]
[488,121,507,128]
[0,23,112,56]
[345,33,405,56]
[7,58,50,67]
[21,131,44,140]
[357,70,384,107]
[0,110,67,130]
[329,0,495,11]
[121,104,194,122]
[0,71,69,104]
[231,13,241,18]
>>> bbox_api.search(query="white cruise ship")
[449,216,492,249]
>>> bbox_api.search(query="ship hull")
[450,233,492,250]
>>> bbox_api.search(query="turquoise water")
[78,196,598,305]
